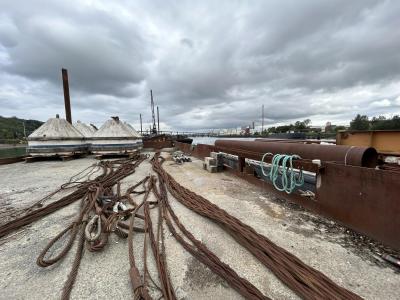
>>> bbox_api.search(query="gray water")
[191,136,335,145]
[191,137,256,145]
[0,146,27,158]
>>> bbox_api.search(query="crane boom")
[150,90,157,134]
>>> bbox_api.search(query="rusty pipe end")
[361,147,378,168]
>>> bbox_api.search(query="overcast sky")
[1,0,400,131]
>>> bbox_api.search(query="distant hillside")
[0,116,43,142]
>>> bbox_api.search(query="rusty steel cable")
[127,176,175,300]
[127,173,260,300]
[152,173,269,300]
[143,183,176,300]
[151,152,362,300]
[0,155,147,300]
[128,177,152,300]
[0,153,365,300]
[60,220,87,300]
[1,163,102,223]
[0,156,145,239]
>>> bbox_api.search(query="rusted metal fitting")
[97,196,112,206]
[85,215,101,242]
[129,266,143,291]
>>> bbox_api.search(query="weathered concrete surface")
[74,121,96,137]
[93,117,137,138]
[28,117,84,139]
[0,153,399,300]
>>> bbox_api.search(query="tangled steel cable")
[151,152,362,300]
[0,155,147,299]
[0,153,363,300]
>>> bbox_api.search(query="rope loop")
[85,215,102,242]
[261,153,304,194]
[36,222,80,267]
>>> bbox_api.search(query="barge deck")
[0,153,398,299]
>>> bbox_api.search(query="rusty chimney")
[62,68,72,124]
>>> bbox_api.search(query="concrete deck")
[0,153,398,299]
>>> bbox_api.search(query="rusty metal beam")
[61,68,72,124]
[175,142,400,250]
[337,130,400,156]
[0,155,26,165]
[215,139,378,167]
[316,162,400,250]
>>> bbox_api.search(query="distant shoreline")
[0,144,27,149]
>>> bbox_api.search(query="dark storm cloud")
[1,0,400,130]
[0,1,149,98]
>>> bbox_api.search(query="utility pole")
[62,68,72,124]
[22,121,26,139]
[261,104,264,135]
[157,106,160,133]
[139,114,142,135]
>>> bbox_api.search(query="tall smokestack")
[62,68,72,124]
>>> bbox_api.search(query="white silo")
[90,116,142,155]
[27,115,87,157]
[74,120,96,137]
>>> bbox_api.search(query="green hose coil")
[261,153,304,194]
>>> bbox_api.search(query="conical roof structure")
[28,115,84,140]
[93,117,135,138]
[74,120,96,137]
[90,116,142,154]
[27,114,87,156]
[124,122,142,138]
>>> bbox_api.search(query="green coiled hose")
[261,153,304,194]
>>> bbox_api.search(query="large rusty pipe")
[215,140,378,167]
[61,68,72,124]
[255,138,321,144]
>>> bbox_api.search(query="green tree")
[294,121,306,130]
[276,125,292,133]
[370,115,400,130]
[335,125,346,132]
[0,116,43,142]
[293,119,312,131]
[350,114,370,130]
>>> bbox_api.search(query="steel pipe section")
[215,140,378,167]
[221,154,316,192]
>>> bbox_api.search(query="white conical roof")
[28,115,84,140]
[74,120,96,137]
[124,122,142,138]
[93,116,136,138]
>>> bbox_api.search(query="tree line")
[350,114,400,131]
[266,119,313,134]
[0,116,43,142]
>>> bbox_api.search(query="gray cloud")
[1,0,400,131]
